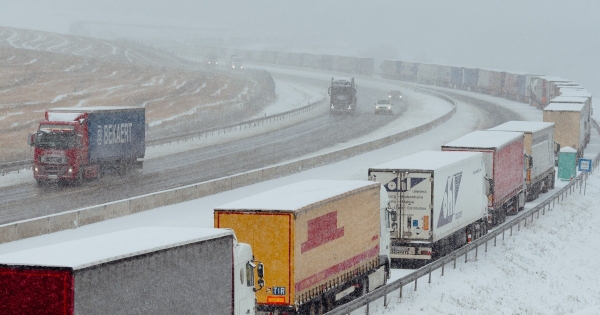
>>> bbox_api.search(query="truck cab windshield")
[35,131,79,150]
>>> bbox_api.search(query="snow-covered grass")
[0,27,260,161]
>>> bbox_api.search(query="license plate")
[47,175,58,179]
[272,287,286,295]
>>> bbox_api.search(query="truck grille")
[41,165,70,176]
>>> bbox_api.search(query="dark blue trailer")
[32,106,145,183]
[450,66,463,89]
[462,68,479,91]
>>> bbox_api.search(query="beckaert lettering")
[102,123,133,145]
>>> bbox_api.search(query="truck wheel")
[324,295,334,312]
[36,180,44,187]
[541,180,548,193]
[308,300,324,315]
[76,169,83,186]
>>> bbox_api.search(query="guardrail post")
[502,228,505,240]
[485,239,488,252]
[383,286,388,307]
[399,282,403,301]
[494,234,497,246]
[475,244,478,259]
[464,250,468,263]
[428,268,432,283]
[442,262,445,276]
[454,254,457,269]
[510,225,513,236]
[414,278,418,291]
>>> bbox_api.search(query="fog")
[2,1,599,96]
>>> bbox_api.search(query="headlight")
[34,166,39,173]
[68,167,73,174]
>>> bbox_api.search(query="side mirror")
[485,176,494,194]
[28,132,36,146]
[528,156,533,168]
[251,261,265,292]
[257,262,264,278]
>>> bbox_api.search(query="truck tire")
[76,169,83,185]
[308,300,325,315]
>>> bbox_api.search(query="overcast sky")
[1,1,598,97]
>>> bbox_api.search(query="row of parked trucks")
[8,116,561,313]
[0,180,392,315]
[369,121,556,266]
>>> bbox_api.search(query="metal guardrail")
[147,97,326,146]
[0,97,326,175]
[325,91,600,315]
[327,167,594,315]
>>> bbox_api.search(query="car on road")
[374,99,393,115]
[389,90,403,102]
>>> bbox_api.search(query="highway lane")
[0,80,408,223]
[0,71,522,224]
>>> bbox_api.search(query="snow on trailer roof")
[544,102,585,111]
[332,77,353,84]
[370,150,481,171]
[47,112,83,122]
[536,75,571,82]
[559,89,592,97]
[215,179,378,212]
[442,130,523,149]
[49,106,143,112]
[560,146,577,153]
[550,96,589,103]
[488,121,554,133]
[0,227,231,270]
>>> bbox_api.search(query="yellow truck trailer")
[214,179,391,315]
[543,102,586,159]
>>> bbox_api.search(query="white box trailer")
[489,121,556,201]
[368,151,488,266]
[0,227,260,315]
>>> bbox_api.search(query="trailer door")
[368,170,432,242]
[399,172,432,241]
